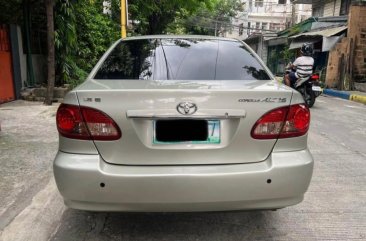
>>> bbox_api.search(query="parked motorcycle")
[284,64,322,108]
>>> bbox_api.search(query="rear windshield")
[94,39,271,81]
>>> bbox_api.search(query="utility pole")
[214,21,218,36]
[121,0,127,38]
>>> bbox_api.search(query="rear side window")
[94,39,271,81]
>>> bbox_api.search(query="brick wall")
[326,38,351,88]
[348,4,366,81]
[325,4,366,88]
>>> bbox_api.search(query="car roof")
[122,35,239,42]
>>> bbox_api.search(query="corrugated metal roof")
[317,16,348,22]
[290,26,347,38]
[289,38,320,50]
[265,36,287,46]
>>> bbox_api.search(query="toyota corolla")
[54,35,314,212]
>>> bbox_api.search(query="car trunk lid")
[75,79,293,166]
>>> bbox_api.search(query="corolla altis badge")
[238,97,287,103]
[177,102,197,115]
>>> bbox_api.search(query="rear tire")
[304,89,315,108]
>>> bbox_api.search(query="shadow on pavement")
[51,208,279,241]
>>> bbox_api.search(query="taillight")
[311,74,319,81]
[251,104,310,139]
[56,104,121,140]
[280,104,310,138]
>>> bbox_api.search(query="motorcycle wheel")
[304,89,315,108]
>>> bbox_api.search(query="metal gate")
[0,24,15,104]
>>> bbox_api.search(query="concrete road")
[0,96,365,241]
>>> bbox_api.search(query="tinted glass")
[216,40,271,80]
[161,39,217,80]
[94,39,271,81]
[94,39,156,80]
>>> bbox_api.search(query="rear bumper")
[53,149,314,212]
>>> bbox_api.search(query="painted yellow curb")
[350,94,366,104]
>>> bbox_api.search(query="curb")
[350,94,366,104]
[323,89,366,104]
[323,89,350,100]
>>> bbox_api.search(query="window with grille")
[256,22,260,30]
[239,23,244,36]
[255,0,263,7]
[340,0,351,16]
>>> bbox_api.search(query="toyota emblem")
[177,102,197,115]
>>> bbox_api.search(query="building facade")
[311,0,352,17]
[226,0,312,40]
[248,0,364,90]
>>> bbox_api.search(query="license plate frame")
[153,120,221,145]
[312,86,322,92]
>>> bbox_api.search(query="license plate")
[153,120,220,144]
[312,86,322,91]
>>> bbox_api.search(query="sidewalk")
[322,89,366,104]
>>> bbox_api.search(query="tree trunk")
[44,0,55,105]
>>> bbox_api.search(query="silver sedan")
[53,35,313,212]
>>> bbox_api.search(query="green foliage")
[128,0,212,35]
[170,0,244,35]
[72,0,119,73]
[2,0,246,87]
[53,0,244,85]
[281,45,296,63]
[55,0,78,85]
[55,0,119,87]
